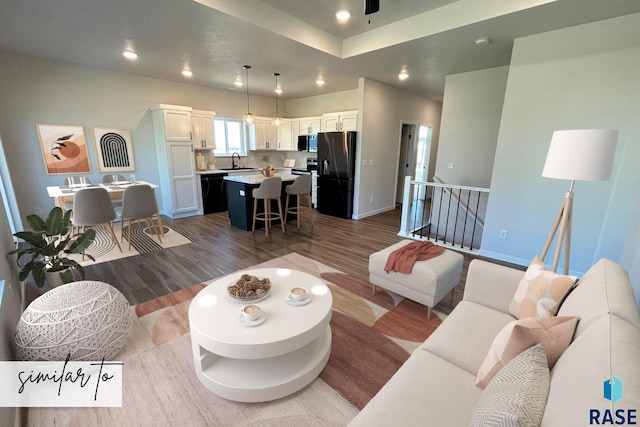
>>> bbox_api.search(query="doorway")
[396,124,416,204]
[396,124,432,204]
[413,125,432,201]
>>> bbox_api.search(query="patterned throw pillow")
[469,344,550,427]
[476,316,578,389]
[509,256,577,318]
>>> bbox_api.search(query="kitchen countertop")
[224,172,298,185]
[197,169,259,175]
[197,168,294,176]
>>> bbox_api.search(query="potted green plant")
[8,207,96,287]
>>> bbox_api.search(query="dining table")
[46,180,164,233]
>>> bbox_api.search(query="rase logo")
[589,376,637,425]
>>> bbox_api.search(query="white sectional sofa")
[349,258,640,426]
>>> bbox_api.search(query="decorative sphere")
[15,281,132,361]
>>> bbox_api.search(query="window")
[213,118,246,156]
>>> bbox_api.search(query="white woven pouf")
[15,280,132,361]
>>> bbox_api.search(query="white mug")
[288,287,307,301]
[241,304,261,321]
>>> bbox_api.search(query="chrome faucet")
[231,152,241,169]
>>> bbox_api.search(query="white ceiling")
[1,0,640,101]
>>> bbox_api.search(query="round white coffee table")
[188,268,332,402]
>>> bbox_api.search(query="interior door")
[396,124,415,204]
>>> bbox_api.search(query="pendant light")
[272,72,282,127]
[242,65,254,126]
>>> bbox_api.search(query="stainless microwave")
[297,134,317,152]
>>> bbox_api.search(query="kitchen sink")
[219,167,258,171]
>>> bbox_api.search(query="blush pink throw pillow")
[475,316,578,389]
[509,256,577,318]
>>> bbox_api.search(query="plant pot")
[44,268,77,288]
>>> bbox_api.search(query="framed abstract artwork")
[91,127,136,172]
[36,124,92,175]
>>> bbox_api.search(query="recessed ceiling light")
[123,50,138,60]
[234,80,243,87]
[275,88,283,95]
[182,69,193,77]
[336,10,351,22]
[475,37,491,46]
[316,78,325,86]
[398,71,409,80]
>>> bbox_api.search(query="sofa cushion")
[348,350,483,427]
[476,316,578,388]
[421,301,515,374]
[541,315,640,426]
[470,344,550,427]
[509,256,577,319]
[557,258,640,334]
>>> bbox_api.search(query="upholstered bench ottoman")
[15,280,132,361]
[369,240,464,319]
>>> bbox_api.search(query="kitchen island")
[224,173,298,231]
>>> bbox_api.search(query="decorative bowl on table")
[261,167,276,177]
[227,274,272,303]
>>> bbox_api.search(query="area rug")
[26,253,444,427]
[69,219,197,265]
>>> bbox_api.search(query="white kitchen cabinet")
[321,111,358,132]
[291,120,300,144]
[299,117,321,135]
[192,109,216,149]
[277,120,293,151]
[250,117,277,150]
[151,104,200,218]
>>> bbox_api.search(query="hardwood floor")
[26,207,499,314]
[78,209,405,305]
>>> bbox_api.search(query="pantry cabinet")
[151,104,200,218]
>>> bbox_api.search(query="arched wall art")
[92,127,136,172]
[36,124,91,175]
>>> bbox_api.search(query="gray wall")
[435,66,509,187]
[479,13,640,304]
[356,78,442,219]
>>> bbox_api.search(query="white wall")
[435,66,509,187]
[356,78,442,219]
[0,153,21,424]
[286,90,358,117]
[480,13,640,305]
[0,50,308,222]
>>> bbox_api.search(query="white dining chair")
[63,176,91,187]
[102,174,126,184]
[72,187,122,257]
[119,184,162,250]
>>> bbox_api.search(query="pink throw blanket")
[384,241,445,274]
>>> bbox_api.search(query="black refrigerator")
[317,131,357,219]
